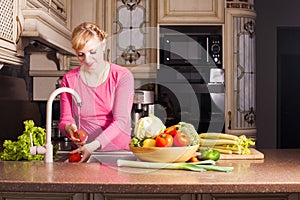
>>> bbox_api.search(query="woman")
[59,22,134,162]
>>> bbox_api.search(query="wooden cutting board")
[219,148,264,160]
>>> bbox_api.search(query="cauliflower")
[133,114,166,140]
[178,122,200,146]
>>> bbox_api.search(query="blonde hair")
[71,22,107,51]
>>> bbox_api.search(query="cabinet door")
[0,0,23,65]
[105,0,157,80]
[158,0,224,24]
[93,193,194,200]
[202,193,299,200]
[224,8,256,136]
[0,192,87,200]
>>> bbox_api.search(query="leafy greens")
[0,120,46,161]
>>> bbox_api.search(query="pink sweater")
[58,63,134,151]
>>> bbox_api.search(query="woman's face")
[76,37,105,68]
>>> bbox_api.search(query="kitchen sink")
[55,151,137,163]
[86,151,137,163]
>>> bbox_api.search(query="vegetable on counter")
[178,122,200,146]
[117,159,234,172]
[69,153,82,162]
[155,133,173,147]
[142,138,156,147]
[130,115,201,148]
[0,120,56,161]
[199,148,220,161]
[164,125,180,136]
[133,114,166,141]
[173,131,190,147]
[198,133,255,155]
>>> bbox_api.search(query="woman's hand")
[70,145,91,163]
[70,140,101,163]
[65,124,85,146]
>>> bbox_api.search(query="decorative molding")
[21,9,73,55]
[158,0,224,24]
[226,0,255,10]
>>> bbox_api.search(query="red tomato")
[69,153,82,162]
[74,129,87,142]
[164,125,180,136]
[156,133,173,147]
[173,131,190,147]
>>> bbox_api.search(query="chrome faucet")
[30,87,82,162]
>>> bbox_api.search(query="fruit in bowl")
[130,145,199,163]
[130,115,201,162]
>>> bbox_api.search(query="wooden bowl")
[130,145,199,163]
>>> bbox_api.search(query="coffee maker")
[131,90,155,127]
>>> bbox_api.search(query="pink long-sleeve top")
[58,63,134,151]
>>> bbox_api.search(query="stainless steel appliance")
[157,25,225,133]
[160,25,222,68]
[156,67,225,133]
[131,90,155,127]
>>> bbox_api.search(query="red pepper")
[164,125,180,136]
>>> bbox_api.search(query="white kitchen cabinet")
[20,0,74,99]
[104,0,157,80]
[70,0,158,80]
[20,0,74,55]
[0,0,23,66]
[158,0,224,24]
[71,0,105,29]
[224,4,256,136]
[69,0,105,69]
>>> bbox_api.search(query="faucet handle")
[30,146,47,156]
[29,133,47,155]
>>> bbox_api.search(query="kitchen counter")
[0,149,300,194]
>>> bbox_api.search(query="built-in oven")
[160,25,222,68]
[156,66,225,133]
[156,25,225,133]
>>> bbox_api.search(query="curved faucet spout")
[45,87,82,162]
[47,87,82,107]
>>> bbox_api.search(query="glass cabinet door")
[224,2,256,136]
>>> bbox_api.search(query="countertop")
[0,149,300,194]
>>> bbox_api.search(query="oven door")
[156,83,224,133]
[161,35,206,66]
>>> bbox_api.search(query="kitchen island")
[0,149,299,200]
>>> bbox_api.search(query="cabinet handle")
[16,16,22,44]
[206,37,209,63]
[228,111,232,130]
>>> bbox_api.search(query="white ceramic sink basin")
[86,151,137,163]
[55,151,137,163]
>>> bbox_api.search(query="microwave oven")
[160,33,222,68]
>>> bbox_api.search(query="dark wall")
[0,67,41,142]
[255,0,300,148]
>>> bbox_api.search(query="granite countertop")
[0,149,300,194]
